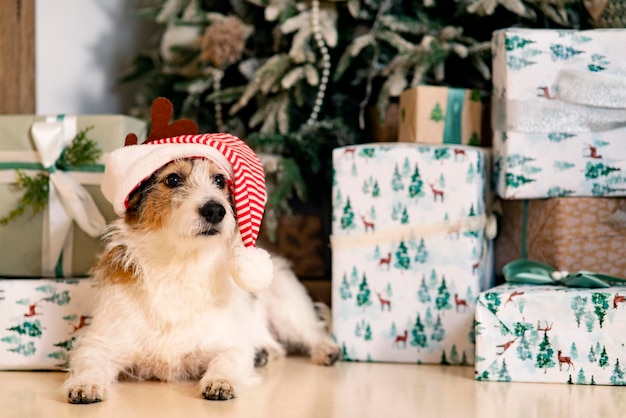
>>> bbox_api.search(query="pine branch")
[0,171,49,225]
[59,126,102,167]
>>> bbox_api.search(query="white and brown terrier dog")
[64,101,340,403]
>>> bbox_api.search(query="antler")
[124,97,199,146]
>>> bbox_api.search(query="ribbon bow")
[503,259,626,289]
[31,116,106,276]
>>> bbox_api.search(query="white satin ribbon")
[30,116,106,276]
[493,69,626,133]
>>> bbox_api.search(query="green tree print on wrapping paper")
[392,164,404,192]
[425,308,434,328]
[364,324,372,341]
[584,311,595,331]
[372,181,381,197]
[592,183,626,197]
[547,187,575,198]
[339,273,352,300]
[505,173,536,189]
[430,103,444,122]
[611,359,625,385]
[449,345,459,364]
[402,157,411,177]
[505,35,535,51]
[571,295,588,328]
[507,56,537,70]
[514,321,534,361]
[548,132,576,142]
[429,269,438,289]
[585,162,621,180]
[361,179,370,194]
[435,277,452,311]
[400,207,409,224]
[588,345,597,363]
[390,322,397,339]
[341,197,356,232]
[440,351,450,365]
[431,315,445,342]
[570,342,578,360]
[536,332,556,374]
[358,147,376,159]
[434,148,451,162]
[506,154,535,167]
[8,341,36,357]
[483,292,502,315]
[341,344,351,362]
[588,54,609,72]
[43,290,71,306]
[592,292,610,328]
[394,241,410,271]
[414,238,428,264]
[498,359,512,382]
[418,275,430,303]
[577,368,587,385]
[8,320,43,338]
[408,164,424,198]
[550,44,583,61]
[599,346,609,369]
[410,314,427,349]
[356,274,373,308]
[350,266,359,286]
[466,163,476,184]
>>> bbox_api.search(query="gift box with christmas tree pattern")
[491,28,626,199]
[0,278,94,370]
[494,197,626,279]
[0,115,145,277]
[331,143,495,365]
[475,282,626,385]
[398,85,485,146]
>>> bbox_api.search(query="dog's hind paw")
[66,382,106,404]
[202,379,235,401]
[311,340,341,366]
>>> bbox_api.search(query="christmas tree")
[122,0,600,212]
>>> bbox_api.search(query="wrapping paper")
[475,283,626,385]
[0,278,94,370]
[398,85,484,145]
[491,28,626,199]
[331,143,494,364]
[494,198,626,278]
[0,115,146,277]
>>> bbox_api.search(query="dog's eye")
[164,173,182,188]
[214,174,226,189]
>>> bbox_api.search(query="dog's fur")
[64,158,340,403]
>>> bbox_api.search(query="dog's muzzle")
[199,201,226,235]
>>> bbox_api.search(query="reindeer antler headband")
[101,97,267,249]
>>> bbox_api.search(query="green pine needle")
[0,170,49,226]
[59,126,102,167]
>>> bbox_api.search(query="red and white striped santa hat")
[101,132,266,248]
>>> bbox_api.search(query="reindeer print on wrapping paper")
[504,291,524,307]
[343,147,356,159]
[496,338,517,355]
[453,149,467,161]
[393,330,408,349]
[537,86,553,99]
[24,301,42,317]
[583,144,602,159]
[71,315,92,334]
[359,214,375,232]
[376,292,391,312]
[613,293,626,309]
[428,182,444,202]
[537,321,553,332]
[378,253,391,270]
[471,260,481,275]
[557,350,574,371]
[454,294,468,313]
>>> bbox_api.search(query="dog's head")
[123,158,238,246]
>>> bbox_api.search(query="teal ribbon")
[503,259,626,288]
[0,161,104,173]
[442,88,465,144]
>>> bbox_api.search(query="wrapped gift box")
[494,198,626,278]
[398,85,484,145]
[0,278,94,370]
[331,143,494,365]
[475,283,626,385]
[491,28,626,199]
[0,115,146,277]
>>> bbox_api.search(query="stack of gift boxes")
[0,115,145,370]
[331,27,626,386]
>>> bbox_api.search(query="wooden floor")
[1,357,625,418]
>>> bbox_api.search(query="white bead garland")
[213,69,225,132]
[307,0,330,125]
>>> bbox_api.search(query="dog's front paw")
[311,340,341,366]
[202,379,235,401]
[65,381,107,404]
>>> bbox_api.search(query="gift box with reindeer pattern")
[475,283,626,385]
[491,28,626,199]
[331,143,495,364]
[0,278,94,370]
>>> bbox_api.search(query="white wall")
[36,0,156,115]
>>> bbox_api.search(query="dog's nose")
[199,202,226,224]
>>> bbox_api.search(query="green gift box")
[0,115,146,277]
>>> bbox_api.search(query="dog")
[64,157,341,403]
